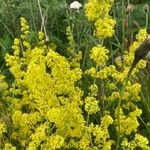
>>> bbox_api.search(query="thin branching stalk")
[145,12,149,30]
[116,1,125,148]
[116,76,129,150]
[0,20,14,38]
[86,113,90,126]
[121,0,125,54]
[37,0,49,41]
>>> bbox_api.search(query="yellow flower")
[79,138,90,150]
[28,123,48,148]
[47,135,64,149]
[85,0,114,21]
[38,31,44,40]
[85,67,96,77]
[0,122,6,135]
[124,28,147,68]
[66,26,75,54]
[85,96,100,114]
[4,143,16,150]
[14,38,20,45]
[87,115,114,148]
[85,0,116,38]
[95,17,116,38]
[121,138,136,149]
[134,134,150,149]
[89,83,98,96]
[2,16,150,150]
[20,17,30,40]
[122,83,141,102]
[91,45,109,66]
[115,108,142,135]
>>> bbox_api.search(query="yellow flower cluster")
[85,96,100,114]
[45,134,64,149]
[1,15,150,149]
[124,28,147,69]
[87,115,114,149]
[85,27,150,148]
[3,18,87,149]
[38,31,46,46]
[95,17,116,38]
[5,29,116,150]
[121,134,150,149]
[89,83,98,97]
[85,67,97,78]
[85,0,116,38]
[121,137,137,149]
[20,17,30,40]
[12,38,20,56]
[66,26,75,54]
[115,107,142,135]
[90,45,109,66]
[108,82,142,103]
[27,123,48,149]
[46,103,85,138]
[21,17,31,52]
[5,46,24,81]
[85,0,114,21]
[5,17,32,84]
[0,122,6,135]
[4,143,16,150]
[134,134,150,149]
[78,115,114,150]
[66,26,82,69]
[11,111,41,147]
[122,83,141,102]
[79,137,90,150]
[70,50,82,69]
[97,65,116,79]
[0,74,8,96]
[86,28,148,101]
[38,31,44,41]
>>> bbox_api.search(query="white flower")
[70,1,82,10]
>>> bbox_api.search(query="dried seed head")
[143,4,149,14]
[145,51,150,60]
[127,35,150,79]
[145,35,150,60]
[115,55,122,63]
[146,60,150,71]
[45,36,49,42]
[114,55,123,68]
[134,34,150,62]
[145,35,150,47]
[125,4,134,14]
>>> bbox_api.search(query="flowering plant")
[0,0,150,149]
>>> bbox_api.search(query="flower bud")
[125,4,134,14]
[143,4,149,14]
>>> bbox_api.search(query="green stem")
[121,0,125,54]
[146,13,149,30]
[128,3,132,45]
[86,113,90,126]
[116,76,130,150]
